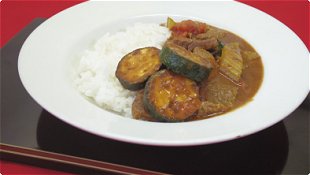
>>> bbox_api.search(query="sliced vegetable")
[219,43,243,82]
[132,90,157,122]
[160,41,213,82]
[167,17,176,29]
[144,70,201,122]
[116,47,162,90]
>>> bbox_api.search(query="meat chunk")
[132,90,156,122]
[194,27,226,40]
[204,73,239,106]
[198,101,229,116]
[171,36,193,49]
[188,37,218,51]
[171,36,218,52]
[193,47,216,66]
[196,72,239,118]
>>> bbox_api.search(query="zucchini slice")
[160,41,213,82]
[116,47,162,90]
[144,70,201,122]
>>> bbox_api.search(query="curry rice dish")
[77,17,263,122]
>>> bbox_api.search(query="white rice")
[74,23,171,117]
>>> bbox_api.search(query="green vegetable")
[160,42,214,82]
[167,17,176,29]
[211,40,224,59]
[115,47,162,90]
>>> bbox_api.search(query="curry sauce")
[117,18,263,122]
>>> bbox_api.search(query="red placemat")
[0,160,74,175]
[240,0,309,50]
[0,0,86,47]
[1,0,309,49]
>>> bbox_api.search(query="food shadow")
[37,110,288,175]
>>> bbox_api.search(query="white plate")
[18,1,309,146]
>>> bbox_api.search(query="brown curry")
[191,26,264,120]
[116,18,263,122]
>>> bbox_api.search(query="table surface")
[1,1,309,174]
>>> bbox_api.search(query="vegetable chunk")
[160,41,213,82]
[219,43,243,82]
[144,70,201,122]
[170,19,208,37]
[167,17,176,29]
[116,47,162,90]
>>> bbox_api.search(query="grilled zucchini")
[144,70,201,122]
[116,47,162,90]
[160,41,213,82]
